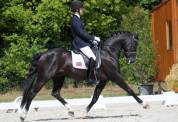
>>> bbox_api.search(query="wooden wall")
[151,0,177,80]
[174,0,178,62]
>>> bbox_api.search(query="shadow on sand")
[31,114,141,122]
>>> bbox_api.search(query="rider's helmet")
[71,0,83,12]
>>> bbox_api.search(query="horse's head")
[122,33,138,64]
[104,32,139,64]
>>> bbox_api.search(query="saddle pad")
[71,51,87,69]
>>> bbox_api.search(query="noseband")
[125,51,137,57]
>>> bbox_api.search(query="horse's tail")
[20,53,42,108]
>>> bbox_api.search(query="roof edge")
[151,0,170,13]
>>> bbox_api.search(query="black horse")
[19,32,149,121]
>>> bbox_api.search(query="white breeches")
[80,46,96,60]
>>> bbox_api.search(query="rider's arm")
[72,18,94,43]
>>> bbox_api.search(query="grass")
[0,84,139,102]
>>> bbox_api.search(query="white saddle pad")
[71,51,87,69]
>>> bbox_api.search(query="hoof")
[85,111,90,117]
[68,111,75,117]
[142,102,150,109]
[34,107,39,112]
[20,117,25,122]
[86,106,90,113]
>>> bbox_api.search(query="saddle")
[71,47,101,70]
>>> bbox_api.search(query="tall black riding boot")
[86,58,97,84]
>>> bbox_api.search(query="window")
[166,20,173,50]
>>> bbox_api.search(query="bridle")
[102,44,137,57]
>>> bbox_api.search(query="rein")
[125,51,137,55]
[103,44,118,51]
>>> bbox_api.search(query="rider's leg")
[87,58,96,83]
[80,46,97,84]
[80,46,96,60]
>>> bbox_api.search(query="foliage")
[122,0,161,10]
[119,7,156,85]
[138,0,161,10]
[84,0,129,38]
[0,0,70,91]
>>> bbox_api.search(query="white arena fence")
[0,91,178,112]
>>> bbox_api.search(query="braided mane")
[104,31,132,45]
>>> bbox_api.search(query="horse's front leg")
[109,71,149,109]
[86,81,107,113]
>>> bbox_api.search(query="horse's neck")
[102,43,122,65]
[110,46,121,60]
[107,39,123,60]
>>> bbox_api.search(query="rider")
[70,0,100,84]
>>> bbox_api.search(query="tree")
[122,0,161,10]
[0,0,70,91]
[138,0,161,10]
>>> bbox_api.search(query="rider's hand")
[92,40,98,46]
[94,36,100,42]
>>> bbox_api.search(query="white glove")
[94,36,101,42]
[92,40,98,46]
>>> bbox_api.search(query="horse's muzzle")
[128,58,136,64]
[125,52,136,64]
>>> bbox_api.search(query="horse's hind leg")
[86,81,107,113]
[51,76,74,117]
[20,76,49,121]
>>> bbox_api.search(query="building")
[151,0,178,80]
